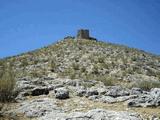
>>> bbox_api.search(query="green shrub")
[155,71,160,80]
[29,67,47,78]
[50,60,58,72]
[72,63,80,70]
[131,56,137,61]
[59,68,75,78]
[98,56,105,63]
[97,75,115,86]
[92,65,99,75]
[0,63,16,102]
[20,59,29,67]
[80,66,86,73]
[134,80,160,91]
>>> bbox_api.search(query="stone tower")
[77,29,90,39]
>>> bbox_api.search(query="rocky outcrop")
[14,98,63,118]
[127,88,160,107]
[7,77,160,120]
[86,88,99,97]
[105,86,130,97]
[130,88,143,95]
[40,109,142,120]
[54,87,69,99]
[76,87,87,97]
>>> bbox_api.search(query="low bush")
[134,80,160,91]
[0,63,16,102]
[97,75,115,86]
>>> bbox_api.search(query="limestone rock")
[76,88,87,97]
[40,109,142,120]
[97,87,107,95]
[15,91,29,102]
[54,87,69,99]
[127,88,160,107]
[105,86,130,97]
[116,95,138,102]
[86,88,98,97]
[130,88,143,95]
[150,88,160,106]
[99,95,116,103]
[127,94,154,107]
[14,98,62,118]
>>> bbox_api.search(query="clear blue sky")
[0,0,160,58]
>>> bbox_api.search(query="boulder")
[127,88,160,107]
[150,88,160,98]
[76,88,87,97]
[130,88,143,95]
[88,95,101,102]
[150,88,160,106]
[105,86,130,97]
[54,87,69,99]
[97,88,106,95]
[127,94,154,107]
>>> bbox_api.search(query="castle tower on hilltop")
[77,29,90,39]
[64,29,97,41]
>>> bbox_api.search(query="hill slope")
[1,38,160,120]
[1,38,160,88]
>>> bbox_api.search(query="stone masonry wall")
[77,29,90,39]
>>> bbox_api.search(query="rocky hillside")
[0,38,160,120]
[2,38,160,88]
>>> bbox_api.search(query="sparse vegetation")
[1,38,160,88]
[133,80,160,91]
[0,62,17,119]
[0,62,16,102]
[50,59,58,72]
[97,75,115,86]
[20,59,29,67]
[72,63,80,71]
[0,36,160,120]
